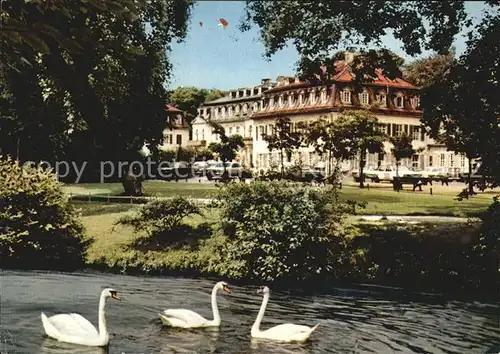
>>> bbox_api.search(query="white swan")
[251,286,319,343]
[41,288,121,347]
[159,281,231,328]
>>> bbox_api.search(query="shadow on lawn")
[129,223,213,252]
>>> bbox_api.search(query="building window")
[278,95,284,107]
[440,153,445,167]
[229,127,233,135]
[460,154,466,168]
[288,94,295,106]
[235,105,240,114]
[299,93,304,105]
[269,97,275,108]
[229,106,234,117]
[412,126,420,140]
[340,89,351,104]
[450,154,454,167]
[201,129,205,140]
[412,155,419,169]
[176,134,182,145]
[359,91,369,105]
[195,129,199,141]
[242,104,248,114]
[248,125,252,138]
[429,156,433,167]
[253,102,258,111]
[411,95,420,109]
[236,126,240,134]
[394,124,403,137]
[395,94,404,108]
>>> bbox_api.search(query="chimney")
[261,78,271,85]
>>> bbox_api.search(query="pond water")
[0,270,498,353]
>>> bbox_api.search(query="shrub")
[203,181,354,282]
[0,156,87,269]
[115,197,205,247]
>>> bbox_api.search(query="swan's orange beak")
[223,285,231,294]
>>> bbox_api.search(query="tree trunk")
[396,160,399,177]
[359,151,366,188]
[280,148,285,178]
[121,166,143,196]
[467,158,473,196]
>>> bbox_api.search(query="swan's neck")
[210,285,221,326]
[98,295,109,340]
[251,292,269,335]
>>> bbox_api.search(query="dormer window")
[411,95,420,109]
[359,90,369,105]
[309,91,315,104]
[395,93,404,108]
[278,95,284,107]
[376,93,387,107]
[340,89,351,104]
[299,93,304,105]
[320,89,328,103]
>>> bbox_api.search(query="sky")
[167,1,493,91]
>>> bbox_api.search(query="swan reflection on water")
[39,338,109,354]
[149,326,220,353]
[250,337,314,354]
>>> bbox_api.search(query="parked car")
[193,160,217,176]
[158,161,192,180]
[353,165,422,182]
[206,161,245,180]
[419,167,451,180]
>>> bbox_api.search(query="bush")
[201,181,355,282]
[0,156,87,269]
[115,197,205,247]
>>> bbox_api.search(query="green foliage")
[176,146,195,162]
[203,181,355,282]
[208,122,245,178]
[0,156,87,269]
[263,117,302,176]
[204,89,226,102]
[403,51,454,87]
[116,197,202,239]
[339,110,386,188]
[194,148,214,161]
[169,87,210,120]
[390,133,418,176]
[421,11,500,191]
[242,1,468,78]
[158,149,176,163]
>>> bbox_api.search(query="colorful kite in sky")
[218,18,229,28]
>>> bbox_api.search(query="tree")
[1,0,194,195]
[242,1,469,80]
[341,110,386,188]
[390,133,417,177]
[306,115,356,184]
[403,51,455,88]
[208,123,245,180]
[169,87,210,121]
[421,11,500,196]
[205,89,226,102]
[263,117,302,177]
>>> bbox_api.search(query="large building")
[190,53,470,175]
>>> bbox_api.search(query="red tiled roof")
[268,62,418,92]
[166,104,182,113]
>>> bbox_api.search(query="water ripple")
[0,271,498,353]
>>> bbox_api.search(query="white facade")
[160,111,190,151]
[187,58,470,174]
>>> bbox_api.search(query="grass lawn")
[67,180,497,217]
[78,201,219,265]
